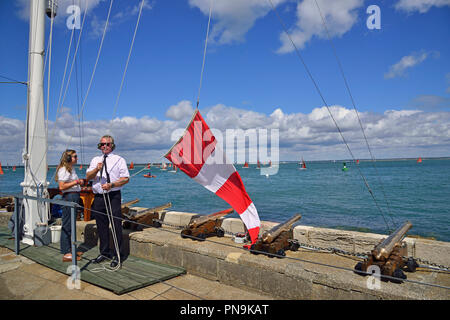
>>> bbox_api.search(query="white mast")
[21,0,54,245]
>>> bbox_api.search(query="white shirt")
[57,167,81,193]
[87,152,130,194]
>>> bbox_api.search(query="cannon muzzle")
[261,214,301,243]
[373,221,412,260]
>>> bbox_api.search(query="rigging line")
[267,0,392,233]
[57,3,88,119]
[79,24,85,166]
[312,0,397,229]
[75,30,83,166]
[196,0,214,109]
[78,0,114,120]
[70,202,450,291]
[45,13,55,161]
[48,3,89,184]
[55,22,76,123]
[111,0,145,121]
[74,0,83,167]
[0,81,27,85]
[0,75,27,85]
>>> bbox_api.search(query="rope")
[312,0,397,230]
[111,0,145,120]
[45,11,55,177]
[267,0,393,233]
[48,3,89,184]
[90,192,121,272]
[78,0,114,123]
[2,190,448,292]
[55,21,76,126]
[196,0,214,109]
[0,75,27,85]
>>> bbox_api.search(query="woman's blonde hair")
[55,149,76,182]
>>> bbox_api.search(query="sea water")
[1,159,449,241]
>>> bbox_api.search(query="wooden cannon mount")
[250,214,302,258]
[180,208,234,241]
[0,196,14,212]
[122,202,172,231]
[354,221,419,283]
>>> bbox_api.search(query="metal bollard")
[14,197,19,255]
[70,206,77,270]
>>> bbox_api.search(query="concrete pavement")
[0,246,274,300]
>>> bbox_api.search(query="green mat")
[0,226,185,295]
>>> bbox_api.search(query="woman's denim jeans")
[60,192,80,254]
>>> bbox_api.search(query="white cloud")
[384,51,436,79]
[15,0,103,22]
[276,0,364,53]
[165,100,195,121]
[189,0,364,52]
[395,0,450,13]
[2,102,449,164]
[15,0,152,39]
[188,0,287,45]
[88,0,153,39]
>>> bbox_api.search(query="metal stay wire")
[77,0,114,121]
[45,0,113,183]
[111,0,146,121]
[196,0,214,109]
[266,0,393,233]
[46,1,89,184]
[73,201,450,291]
[312,0,397,229]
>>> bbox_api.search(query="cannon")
[181,208,233,240]
[250,214,302,258]
[123,202,171,231]
[121,199,140,216]
[355,221,418,283]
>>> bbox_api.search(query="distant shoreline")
[2,156,449,168]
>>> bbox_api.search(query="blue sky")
[0,0,449,164]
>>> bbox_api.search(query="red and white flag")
[165,110,261,244]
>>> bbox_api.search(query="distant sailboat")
[161,163,168,170]
[256,160,261,169]
[129,161,135,170]
[242,162,249,168]
[169,164,178,173]
[417,157,422,163]
[0,162,4,175]
[13,166,16,172]
[299,157,306,170]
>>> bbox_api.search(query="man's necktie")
[101,154,111,183]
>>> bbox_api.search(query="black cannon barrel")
[261,213,302,243]
[373,221,412,260]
